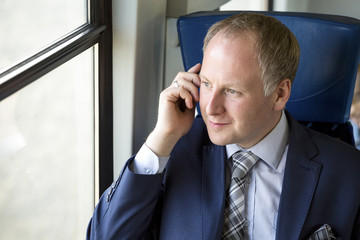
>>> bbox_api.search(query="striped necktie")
[222,150,259,240]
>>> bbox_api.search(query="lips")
[208,120,229,129]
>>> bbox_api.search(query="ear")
[273,78,291,111]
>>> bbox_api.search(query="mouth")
[208,120,229,129]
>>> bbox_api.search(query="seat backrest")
[177,11,360,145]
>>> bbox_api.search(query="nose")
[205,91,225,116]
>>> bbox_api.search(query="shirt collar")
[226,111,289,170]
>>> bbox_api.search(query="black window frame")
[0,0,113,196]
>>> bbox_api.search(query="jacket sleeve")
[86,158,165,240]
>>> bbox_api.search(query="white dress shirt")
[132,111,289,239]
[225,111,289,239]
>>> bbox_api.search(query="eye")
[226,89,236,94]
[201,81,210,87]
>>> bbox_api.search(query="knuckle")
[175,71,186,78]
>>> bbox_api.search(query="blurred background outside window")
[0,0,111,239]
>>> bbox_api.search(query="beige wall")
[275,0,360,19]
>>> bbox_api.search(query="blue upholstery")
[177,11,360,144]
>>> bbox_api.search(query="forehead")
[205,30,257,58]
[204,26,258,50]
[201,33,263,92]
[202,33,259,74]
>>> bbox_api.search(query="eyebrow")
[199,73,212,83]
[199,73,241,89]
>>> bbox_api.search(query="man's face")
[199,33,281,148]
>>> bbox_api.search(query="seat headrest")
[177,11,360,124]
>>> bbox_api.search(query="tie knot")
[231,151,259,179]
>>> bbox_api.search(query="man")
[87,13,360,240]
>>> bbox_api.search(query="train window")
[0,47,96,239]
[0,0,112,239]
[0,0,87,73]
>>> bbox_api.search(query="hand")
[146,63,201,156]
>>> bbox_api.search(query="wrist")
[145,128,180,157]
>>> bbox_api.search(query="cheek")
[199,90,208,112]
[229,100,257,123]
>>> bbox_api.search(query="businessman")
[87,13,360,240]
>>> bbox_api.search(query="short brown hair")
[203,13,300,96]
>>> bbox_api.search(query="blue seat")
[177,11,360,145]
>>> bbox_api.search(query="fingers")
[173,63,201,87]
[188,63,201,73]
[163,86,195,110]
[187,63,201,86]
[171,63,201,103]
[178,88,195,109]
[172,80,199,103]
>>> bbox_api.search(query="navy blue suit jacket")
[87,113,360,239]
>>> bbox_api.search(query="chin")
[208,134,230,146]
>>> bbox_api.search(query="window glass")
[0,47,95,239]
[0,0,87,72]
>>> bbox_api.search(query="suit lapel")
[197,113,324,239]
[201,145,227,240]
[276,114,322,240]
